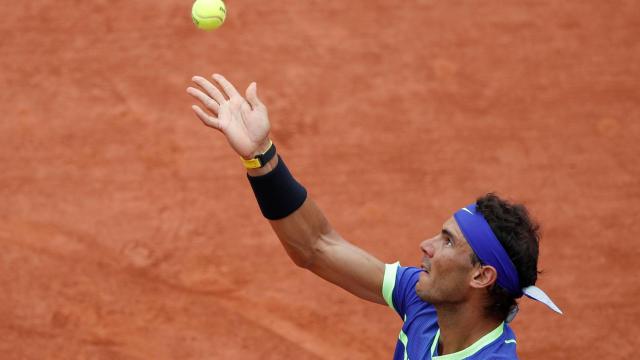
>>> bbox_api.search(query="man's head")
[415,193,540,321]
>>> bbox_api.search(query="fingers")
[192,76,226,104]
[191,105,221,130]
[245,82,264,111]
[187,74,262,133]
[212,73,242,99]
[186,86,220,114]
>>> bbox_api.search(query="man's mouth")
[420,263,430,274]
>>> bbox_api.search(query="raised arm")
[186,74,386,305]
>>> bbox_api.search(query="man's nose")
[420,237,435,258]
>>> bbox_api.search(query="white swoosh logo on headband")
[462,208,473,214]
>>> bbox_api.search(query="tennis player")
[186,73,562,359]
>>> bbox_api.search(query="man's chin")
[415,281,430,302]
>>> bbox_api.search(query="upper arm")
[307,229,387,305]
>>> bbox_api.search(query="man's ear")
[470,265,498,289]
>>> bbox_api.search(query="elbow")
[290,253,313,269]
[282,215,333,270]
[296,231,336,270]
[287,243,317,269]
[287,233,328,270]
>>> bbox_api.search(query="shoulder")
[383,264,422,304]
[383,263,429,318]
[493,324,518,358]
[467,323,518,360]
[386,263,422,288]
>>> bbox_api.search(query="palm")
[217,96,270,158]
[187,74,271,159]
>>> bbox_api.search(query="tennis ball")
[192,0,226,31]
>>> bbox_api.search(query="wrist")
[248,139,273,159]
[246,155,307,220]
[247,152,278,176]
[241,139,275,170]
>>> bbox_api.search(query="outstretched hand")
[187,74,271,159]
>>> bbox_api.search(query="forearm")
[249,154,385,305]
[248,149,333,267]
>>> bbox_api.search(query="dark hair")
[472,193,540,321]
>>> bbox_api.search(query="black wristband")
[247,155,307,220]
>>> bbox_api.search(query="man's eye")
[446,238,453,247]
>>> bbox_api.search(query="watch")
[241,140,276,169]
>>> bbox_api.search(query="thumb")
[245,82,264,110]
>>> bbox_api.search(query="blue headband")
[454,203,562,320]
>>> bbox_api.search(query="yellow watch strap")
[241,140,274,169]
[242,158,263,169]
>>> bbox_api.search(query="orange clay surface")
[1,1,639,359]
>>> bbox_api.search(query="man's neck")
[435,303,502,355]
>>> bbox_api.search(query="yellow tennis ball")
[192,0,226,31]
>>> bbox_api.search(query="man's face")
[415,216,479,305]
